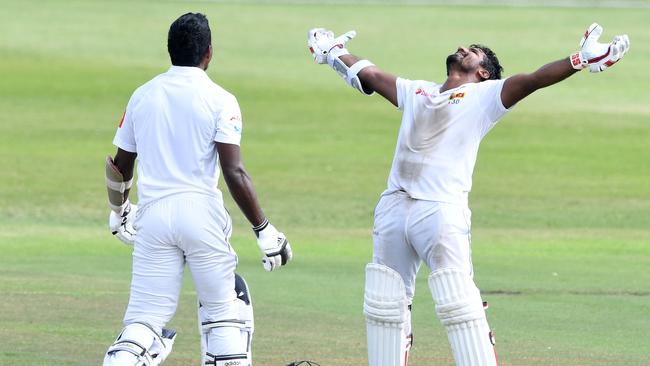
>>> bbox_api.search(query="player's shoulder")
[400,78,439,92]
[469,79,506,100]
[198,76,237,103]
[400,78,438,87]
[474,78,505,91]
[127,73,165,106]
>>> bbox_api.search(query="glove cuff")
[327,45,350,66]
[252,218,269,238]
[570,51,587,70]
[117,199,131,217]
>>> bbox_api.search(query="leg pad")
[364,263,410,366]
[429,268,497,366]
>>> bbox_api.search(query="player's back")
[115,66,242,207]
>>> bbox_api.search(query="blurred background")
[0,1,648,365]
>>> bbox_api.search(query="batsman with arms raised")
[308,24,629,366]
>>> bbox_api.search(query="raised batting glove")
[308,27,356,64]
[253,219,292,272]
[308,27,375,95]
[109,200,137,246]
[570,23,630,73]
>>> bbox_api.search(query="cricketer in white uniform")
[308,23,629,366]
[103,13,292,366]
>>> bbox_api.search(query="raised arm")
[340,54,398,107]
[502,23,630,109]
[501,59,578,109]
[307,28,399,107]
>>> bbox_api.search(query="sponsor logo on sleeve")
[118,111,126,128]
[415,88,431,97]
[225,115,242,134]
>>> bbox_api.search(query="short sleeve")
[396,77,413,111]
[475,79,510,137]
[112,96,137,153]
[215,95,243,146]
[477,79,510,123]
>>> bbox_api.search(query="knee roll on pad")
[364,263,411,366]
[428,268,497,366]
[103,323,176,366]
[428,268,484,326]
[199,273,254,366]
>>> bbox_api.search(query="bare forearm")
[530,57,580,89]
[502,58,580,108]
[340,54,399,106]
[222,167,266,227]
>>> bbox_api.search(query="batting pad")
[364,263,409,366]
[199,273,254,366]
[428,268,497,366]
[103,322,175,366]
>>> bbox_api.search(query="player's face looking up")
[446,44,503,81]
[446,46,488,79]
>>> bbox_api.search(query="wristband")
[252,218,269,237]
[570,52,587,70]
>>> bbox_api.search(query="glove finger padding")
[588,34,631,73]
[308,28,356,64]
[572,23,630,72]
[261,239,292,272]
[333,30,357,47]
[580,23,603,49]
[262,256,275,272]
[308,28,334,64]
[109,202,137,246]
[255,221,292,271]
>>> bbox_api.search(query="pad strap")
[201,319,246,333]
[107,339,151,361]
[205,353,248,366]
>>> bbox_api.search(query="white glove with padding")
[571,23,630,73]
[109,200,137,246]
[253,219,292,272]
[307,27,375,95]
[308,27,356,64]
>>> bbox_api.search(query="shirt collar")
[167,65,207,76]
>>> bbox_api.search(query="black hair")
[167,12,211,67]
[470,44,503,80]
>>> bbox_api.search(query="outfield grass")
[1,1,649,365]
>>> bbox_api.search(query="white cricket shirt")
[383,77,510,205]
[113,66,243,207]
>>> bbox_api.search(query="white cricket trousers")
[124,192,240,353]
[372,190,473,301]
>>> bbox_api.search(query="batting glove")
[570,23,630,73]
[109,200,137,246]
[308,27,356,64]
[253,219,292,272]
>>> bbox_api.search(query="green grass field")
[1,1,649,365]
